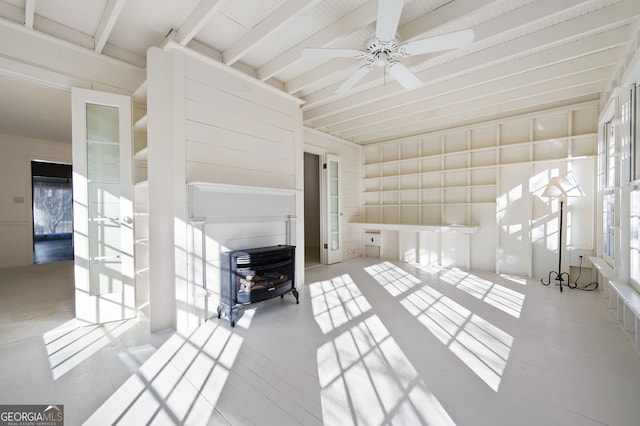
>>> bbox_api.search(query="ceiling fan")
[302,0,474,94]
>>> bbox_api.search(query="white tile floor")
[1,258,640,425]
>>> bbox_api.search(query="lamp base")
[541,271,572,292]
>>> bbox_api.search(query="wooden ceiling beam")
[306,28,626,127]
[285,0,497,94]
[340,68,611,141]
[302,2,636,118]
[257,0,379,81]
[223,0,318,66]
[94,0,127,53]
[177,0,230,46]
[24,0,35,29]
[350,82,604,144]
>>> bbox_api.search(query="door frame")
[71,87,135,324]
[324,153,342,264]
[304,146,342,265]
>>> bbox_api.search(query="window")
[634,85,640,181]
[631,84,640,287]
[602,120,616,261]
[631,186,640,288]
[32,178,73,236]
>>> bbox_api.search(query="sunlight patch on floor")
[317,315,455,426]
[84,321,242,425]
[440,268,525,318]
[364,261,422,296]
[44,319,136,380]
[401,286,513,392]
[309,274,371,334]
[311,271,454,425]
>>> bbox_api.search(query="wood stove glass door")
[325,154,342,264]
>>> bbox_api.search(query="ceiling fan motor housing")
[366,37,400,67]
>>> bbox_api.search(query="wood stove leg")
[229,306,239,327]
[293,288,299,304]
[216,304,223,319]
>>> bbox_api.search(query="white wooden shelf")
[364,202,495,207]
[134,146,148,161]
[591,256,640,352]
[361,116,598,228]
[133,81,149,307]
[134,114,148,132]
[352,222,479,234]
[364,184,496,193]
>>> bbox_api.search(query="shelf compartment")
[471,126,497,149]
[364,163,380,179]
[422,206,442,225]
[364,206,382,223]
[443,205,468,226]
[445,170,467,187]
[382,206,400,224]
[421,157,441,173]
[401,206,421,224]
[471,168,496,185]
[500,145,530,164]
[401,159,420,175]
[400,174,419,189]
[444,187,467,204]
[381,191,399,205]
[401,189,420,204]
[532,139,568,161]
[421,188,442,204]
[533,112,567,141]
[444,130,468,153]
[470,149,496,168]
[364,147,381,164]
[445,153,468,170]
[400,140,420,158]
[381,144,399,162]
[381,176,399,191]
[422,173,441,188]
[471,186,496,203]
[500,118,530,145]
[134,114,148,132]
[381,162,398,177]
[571,134,597,157]
[421,134,441,156]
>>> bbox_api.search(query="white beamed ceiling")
[1,0,639,145]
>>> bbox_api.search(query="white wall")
[361,102,598,277]
[304,126,362,260]
[147,46,304,332]
[0,135,71,268]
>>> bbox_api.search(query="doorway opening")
[304,152,321,268]
[32,161,73,264]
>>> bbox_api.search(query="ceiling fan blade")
[336,65,374,94]
[402,29,474,56]
[376,0,404,41]
[387,62,422,91]
[302,48,364,58]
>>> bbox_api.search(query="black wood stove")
[218,245,298,327]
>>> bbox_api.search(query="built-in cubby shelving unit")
[132,80,149,314]
[361,105,598,227]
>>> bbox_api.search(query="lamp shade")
[541,174,585,199]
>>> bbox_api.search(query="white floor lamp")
[540,174,585,292]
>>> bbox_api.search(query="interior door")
[325,154,342,264]
[72,88,135,324]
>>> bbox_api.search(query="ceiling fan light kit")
[302,0,474,94]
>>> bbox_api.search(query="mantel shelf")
[351,222,479,234]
